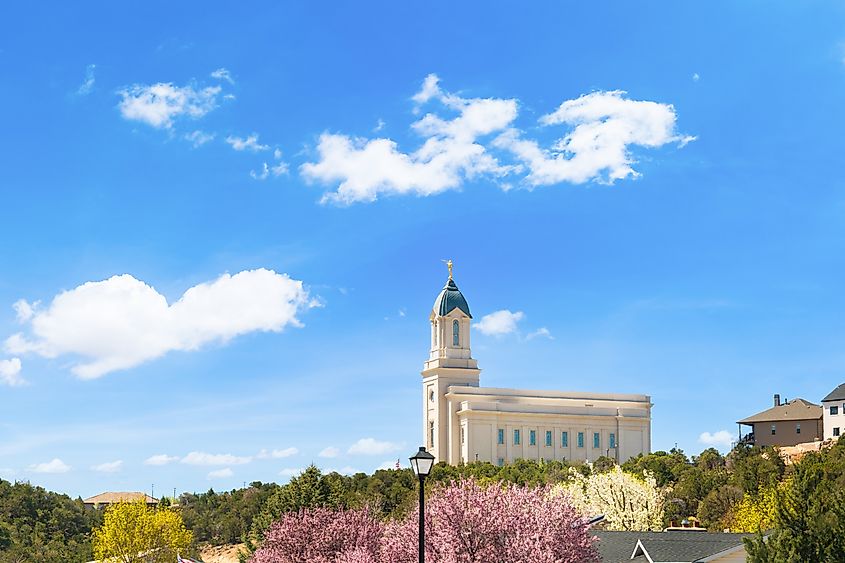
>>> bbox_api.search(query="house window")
[497,458,504,467]
[452,320,460,347]
[835,428,841,437]
[771,424,776,436]
[498,428,505,445]
[529,430,536,446]
[577,432,584,448]
[429,421,435,448]
[593,432,600,449]
[562,432,569,447]
[832,406,840,416]
[796,423,801,435]
[514,429,521,445]
[545,430,553,447]
[610,433,616,449]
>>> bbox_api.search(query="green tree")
[745,442,845,562]
[92,499,193,563]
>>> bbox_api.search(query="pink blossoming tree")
[251,478,598,563]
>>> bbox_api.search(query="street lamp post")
[409,446,435,563]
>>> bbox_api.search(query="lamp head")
[409,446,435,477]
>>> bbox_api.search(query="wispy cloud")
[181,452,251,466]
[210,68,235,85]
[4,269,315,379]
[226,134,269,152]
[318,447,340,458]
[474,310,524,336]
[257,447,298,459]
[208,467,233,479]
[29,458,70,474]
[184,130,215,148]
[302,75,693,204]
[347,438,402,456]
[698,430,734,450]
[144,454,179,466]
[0,357,24,387]
[301,73,518,204]
[118,82,222,129]
[526,327,554,340]
[77,64,96,95]
[91,460,123,473]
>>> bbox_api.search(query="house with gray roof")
[594,530,753,563]
[822,383,845,441]
[737,394,822,447]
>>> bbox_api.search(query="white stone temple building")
[422,266,652,466]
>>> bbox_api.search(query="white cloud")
[526,327,554,340]
[494,90,694,186]
[474,310,524,336]
[250,161,289,180]
[692,73,700,82]
[4,269,314,379]
[144,454,179,466]
[208,467,233,479]
[301,73,518,204]
[347,438,402,456]
[77,64,96,95]
[376,459,400,470]
[118,82,221,129]
[30,458,70,474]
[374,119,386,132]
[279,467,302,477]
[698,430,734,450]
[210,68,235,84]
[0,357,24,387]
[181,452,252,466]
[412,73,441,104]
[0,468,14,477]
[226,134,269,152]
[13,299,36,322]
[257,447,298,459]
[318,446,340,458]
[91,460,123,473]
[184,130,215,147]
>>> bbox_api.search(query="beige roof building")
[737,395,822,447]
[83,491,158,508]
[423,268,651,466]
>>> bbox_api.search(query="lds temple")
[421,262,652,466]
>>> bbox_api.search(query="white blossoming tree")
[555,466,666,531]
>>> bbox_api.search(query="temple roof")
[433,278,471,318]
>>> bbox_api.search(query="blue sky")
[2,1,845,497]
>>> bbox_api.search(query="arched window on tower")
[452,320,460,346]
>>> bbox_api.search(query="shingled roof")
[594,530,752,562]
[83,492,158,505]
[822,383,845,403]
[737,398,822,425]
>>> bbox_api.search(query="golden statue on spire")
[442,259,453,280]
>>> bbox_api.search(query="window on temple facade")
[562,431,569,447]
[452,320,459,346]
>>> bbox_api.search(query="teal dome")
[433,278,472,318]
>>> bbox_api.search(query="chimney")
[774,394,781,407]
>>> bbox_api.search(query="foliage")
[728,445,785,495]
[181,481,280,546]
[556,465,665,531]
[91,499,193,563]
[251,507,382,563]
[745,441,845,562]
[252,478,598,563]
[0,478,99,563]
[727,483,779,533]
[696,484,743,530]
